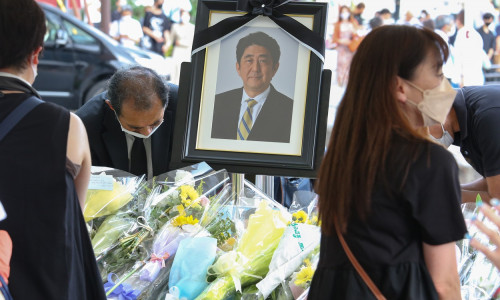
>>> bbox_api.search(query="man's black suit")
[211,85,293,143]
[75,83,178,176]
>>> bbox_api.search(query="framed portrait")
[170,0,330,177]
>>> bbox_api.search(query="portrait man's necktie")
[130,137,147,176]
[237,99,258,140]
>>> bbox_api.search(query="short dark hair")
[483,12,494,20]
[0,0,46,70]
[107,66,169,116]
[236,31,280,67]
[369,17,383,29]
[379,8,391,15]
[356,2,365,9]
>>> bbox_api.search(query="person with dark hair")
[331,5,357,86]
[0,0,105,299]
[309,26,466,299]
[76,66,178,179]
[352,2,365,26]
[477,12,496,62]
[211,31,293,143]
[428,85,500,203]
[142,0,172,55]
[379,8,394,25]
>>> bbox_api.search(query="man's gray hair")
[435,15,453,30]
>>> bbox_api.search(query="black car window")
[44,10,61,45]
[62,20,98,46]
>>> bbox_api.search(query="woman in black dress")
[0,0,105,299]
[309,26,467,299]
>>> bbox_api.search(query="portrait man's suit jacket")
[75,83,178,176]
[211,85,293,143]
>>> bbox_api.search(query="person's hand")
[469,199,500,270]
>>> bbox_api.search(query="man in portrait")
[211,31,294,143]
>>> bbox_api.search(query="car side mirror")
[55,29,69,47]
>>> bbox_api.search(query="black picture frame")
[170,0,330,178]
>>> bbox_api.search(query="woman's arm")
[67,113,91,210]
[423,242,461,300]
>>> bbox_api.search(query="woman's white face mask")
[405,78,457,127]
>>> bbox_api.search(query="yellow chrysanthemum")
[171,214,199,227]
[292,210,308,223]
[179,185,201,209]
[294,265,314,288]
[307,215,319,225]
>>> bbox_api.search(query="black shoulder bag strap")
[0,96,43,143]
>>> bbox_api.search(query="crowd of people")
[107,0,194,84]
[329,2,500,89]
[2,0,500,299]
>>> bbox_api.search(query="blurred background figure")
[454,10,490,86]
[332,5,356,87]
[162,0,192,24]
[142,0,172,56]
[109,4,143,48]
[477,12,496,63]
[111,0,123,22]
[397,10,420,26]
[422,18,435,30]
[379,8,394,25]
[435,14,458,87]
[419,9,431,24]
[352,2,365,27]
[169,10,194,84]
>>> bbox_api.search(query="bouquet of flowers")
[103,168,231,298]
[195,199,291,299]
[458,196,500,300]
[84,171,146,222]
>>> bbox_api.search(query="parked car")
[36,2,171,109]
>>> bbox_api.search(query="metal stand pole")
[255,175,275,199]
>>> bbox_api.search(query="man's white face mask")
[114,111,163,139]
[430,123,454,148]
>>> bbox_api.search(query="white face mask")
[31,56,38,79]
[340,12,350,20]
[430,123,454,148]
[114,112,163,139]
[405,78,457,127]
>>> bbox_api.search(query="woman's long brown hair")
[317,26,449,235]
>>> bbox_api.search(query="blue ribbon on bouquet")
[191,0,325,62]
[103,273,140,300]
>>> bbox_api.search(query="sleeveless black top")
[0,77,106,299]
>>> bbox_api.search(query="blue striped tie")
[237,99,258,140]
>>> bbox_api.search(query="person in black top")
[0,0,105,299]
[76,66,177,179]
[429,85,500,203]
[310,26,466,300]
[477,13,496,62]
[142,0,172,55]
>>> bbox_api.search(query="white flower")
[174,170,195,186]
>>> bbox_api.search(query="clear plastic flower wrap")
[194,184,292,300]
[84,169,146,222]
[459,200,500,300]
[103,168,231,298]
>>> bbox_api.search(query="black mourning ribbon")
[130,138,147,176]
[192,0,325,61]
